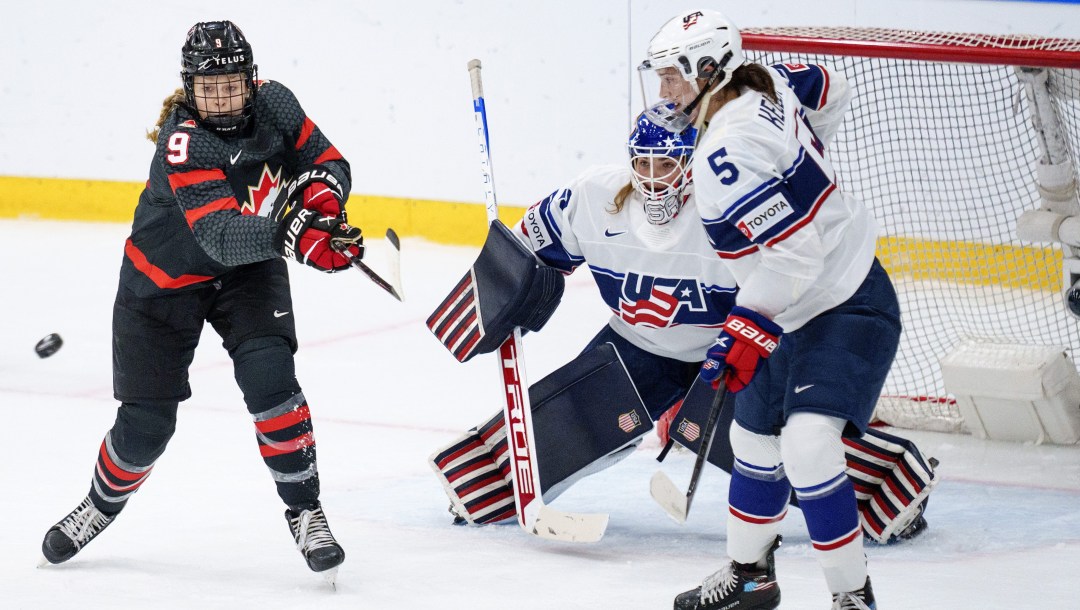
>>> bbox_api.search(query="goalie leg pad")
[430,342,651,524]
[844,427,940,544]
[428,415,516,526]
[426,220,565,362]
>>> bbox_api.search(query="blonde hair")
[146,88,186,143]
[611,182,635,214]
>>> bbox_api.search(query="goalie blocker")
[426,220,564,362]
[429,342,652,524]
[665,377,940,544]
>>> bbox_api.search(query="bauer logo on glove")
[699,306,783,393]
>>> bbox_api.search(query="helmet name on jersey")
[618,272,706,328]
[736,194,793,240]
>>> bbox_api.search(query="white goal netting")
[743,27,1080,432]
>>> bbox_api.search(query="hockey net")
[742,27,1080,433]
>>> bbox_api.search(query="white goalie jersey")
[693,63,879,332]
[515,165,737,362]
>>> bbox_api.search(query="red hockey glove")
[275,207,364,273]
[700,306,782,393]
[272,165,347,220]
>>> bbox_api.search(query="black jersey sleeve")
[260,81,352,199]
[158,110,280,266]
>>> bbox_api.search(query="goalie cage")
[741,27,1080,434]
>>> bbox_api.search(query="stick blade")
[530,505,608,543]
[649,470,689,524]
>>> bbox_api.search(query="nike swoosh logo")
[794,384,814,394]
[230,150,243,165]
[273,310,290,318]
[604,228,626,237]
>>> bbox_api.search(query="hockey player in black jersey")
[40,21,359,583]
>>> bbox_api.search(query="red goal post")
[740,27,1080,433]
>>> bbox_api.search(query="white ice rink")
[2,219,1079,609]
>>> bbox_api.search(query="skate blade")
[321,566,339,590]
[37,554,52,568]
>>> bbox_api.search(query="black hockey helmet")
[180,20,258,134]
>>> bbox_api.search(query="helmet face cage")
[628,110,697,225]
[637,9,744,133]
[180,21,258,135]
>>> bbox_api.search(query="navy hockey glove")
[275,207,364,273]
[271,165,347,220]
[700,306,782,393]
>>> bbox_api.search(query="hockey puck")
[35,333,63,358]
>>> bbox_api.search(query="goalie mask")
[638,9,744,133]
[628,109,697,226]
[181,20,258,135]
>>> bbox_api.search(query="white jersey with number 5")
[693,63,878,332]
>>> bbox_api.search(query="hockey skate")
[286,503,345,587]
[673,537,782,610]
[831,576,876,609]
[40,495,116,565]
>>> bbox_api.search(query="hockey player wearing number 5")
[39,21,362,583]
[639,8,905,610]
[427,116,936,566]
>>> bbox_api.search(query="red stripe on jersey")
[716,244,759,260]
[819,66,830,108]
[184,197,240,228]
[125,239,215,289]
[295,118,315,150]
[314,145,342,165]
[98,442,147,482]
[259,432,316,457]
[167,168,227,192]
[812,527,861,551]
[255,405,311,434]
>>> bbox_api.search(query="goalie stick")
[335,228,404,301]
[650,380,729,523]
[468,59,608,543]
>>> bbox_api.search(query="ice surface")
[2,220,1078,609]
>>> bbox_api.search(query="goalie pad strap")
[426,220,565,362]
[430,342,651,524]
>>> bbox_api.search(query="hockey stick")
[468,59,608,543]
[649,379,728,523]
[335,228,404,301]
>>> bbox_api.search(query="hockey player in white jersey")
[640,8,902,610]
[426,109,936,559]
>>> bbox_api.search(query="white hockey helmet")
[642,9,744,86]
[638,9,745,131]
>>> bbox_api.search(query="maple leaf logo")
[243,164,283,216]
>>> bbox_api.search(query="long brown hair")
[146,88,186,143]
[724,63,778,103]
